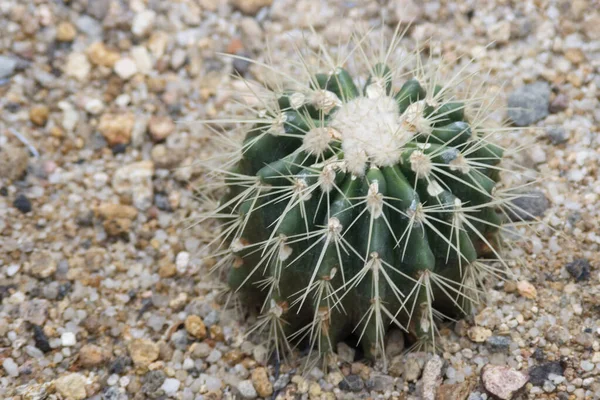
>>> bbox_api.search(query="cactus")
[198,29,528,366]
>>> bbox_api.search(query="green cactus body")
[206,53,508,362]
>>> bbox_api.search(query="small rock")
[75,15,102,37]
[510,18,532,40]
[32,325,52,353]
[336,342,356,363]
[158,262,177,278]
[148,31,169,58]
[21,299,49,325]
[437,382,472,400]
[99,113,135,146]
[392,0,422,23]
[232,51,251,75]
[549,94,568,113]
[151,144,183,169]
[58,101,79,132]
[161,378,180,396]
[403,356,425,381]
[64,52,91,81]
[129,338,160,368]
[112,161,154,210]
[240,17,263,50]
[517,280,537,299]
[366,374,394,392]
[529,362,564,386]
[114,58,138,80]
[385,328,405,358]
[0,144,28,181]
[109,356,130,374]
[79,344,104,368]
[339,374,364,392]
[61,332,77,347]
[112,143,127,155]
[420,355,443,400]
[0,55,17,78]
[542,380,556,393]
[96,203,138,220]
[87,0,109,20]
[87,42,120,67]
[388,354,412,378]
[508,190,549,221]
[170,48,187,70]
[565,259,591,281]
[231,0,273,15]
[488,21,511,44]
[201,374,223,391]
[192,342,212,358]
[185,315,207,339]
[142,370,166,395]
[103,218,132,237]
[14,194,32,213]
[546,126,568,145]
[238,379,258,398]
[149,116,176,142]
[85,98,105,115]
[468,326,492,343]
[2,358,19,377]
[583,13,600,40]
[564,48,585,64]
[273,373,290,391]
[252,344,268,365]
[507,82,550,126]
[487,336,511,352]
[251,367,273,397]
[28,251,57,279]
[56,21,77,41]
[175,252,190,273]
[481,365,528,400]
[132,10,156,37]
[131,46,153,74]
[580,360,595,372]
[29,105,49,126]
[206,349,222,363]
[55,373,88,400]
[529,145,546,164]
[545,325,570,344]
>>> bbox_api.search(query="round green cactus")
[199,32,518,365]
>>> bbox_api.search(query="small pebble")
[61,332,77,346]
[161,378,181,396]
[481,364,529,400]
[507,82,550,126]
[2,358,19,377]
[565,259,591,281]
[13,194,32,213]
[339,374,364,392]
[238,379,258,399]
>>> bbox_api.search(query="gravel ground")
[1,0,599,399]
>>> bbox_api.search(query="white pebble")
[131,46,153,74]
[161,378,181,396]
[107,374,119,386]
[6,264,20,277]
[114,58,138,80]
[85,99,105,115]
[581,360,595,372]
[183,358,195,370]
[132,10,156,37]
[61,332,77,347]
[2,358,19,377]
[176,252,190,274]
